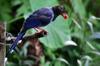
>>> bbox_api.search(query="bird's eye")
[59,6,65,12]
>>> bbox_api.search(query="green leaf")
[40,16,71,49]
[6,62,17,66]
[16,0,31,16]
[29,0,58,11]
[0,0,12,21]
[70,0,86,19]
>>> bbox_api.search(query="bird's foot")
[34,27,48,36]
[36,29,48,36]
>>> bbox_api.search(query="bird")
[6,5,68,57]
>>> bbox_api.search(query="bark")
[0,22,5,66]
[22,32,45,66]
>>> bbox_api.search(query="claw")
[34,27,48,35]
[37,30,48,36]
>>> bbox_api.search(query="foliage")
[0,0,100,66]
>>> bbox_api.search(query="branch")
[6,31,46,46]
[22,32,45,66]
[18,32,46,48]
[23,32,45,41]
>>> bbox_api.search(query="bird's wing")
[32,8,54,22]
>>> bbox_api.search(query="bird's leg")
[34,27,48,35]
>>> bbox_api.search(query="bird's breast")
[40,20,51,26]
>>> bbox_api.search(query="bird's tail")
[6,31,26,57]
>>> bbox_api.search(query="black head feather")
[52,5,66,21]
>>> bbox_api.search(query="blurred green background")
[0,0,100,66]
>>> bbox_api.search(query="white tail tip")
[10,50,14,53]
[4,57,8,63]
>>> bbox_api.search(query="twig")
[22,32,45,42]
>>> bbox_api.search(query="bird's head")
[52,5,68,20]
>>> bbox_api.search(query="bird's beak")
[61,13,68,20]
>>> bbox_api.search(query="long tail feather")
[6,31,25,57]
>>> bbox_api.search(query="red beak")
[62,13,68,19]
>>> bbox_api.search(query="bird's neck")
[52,7,60,21]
